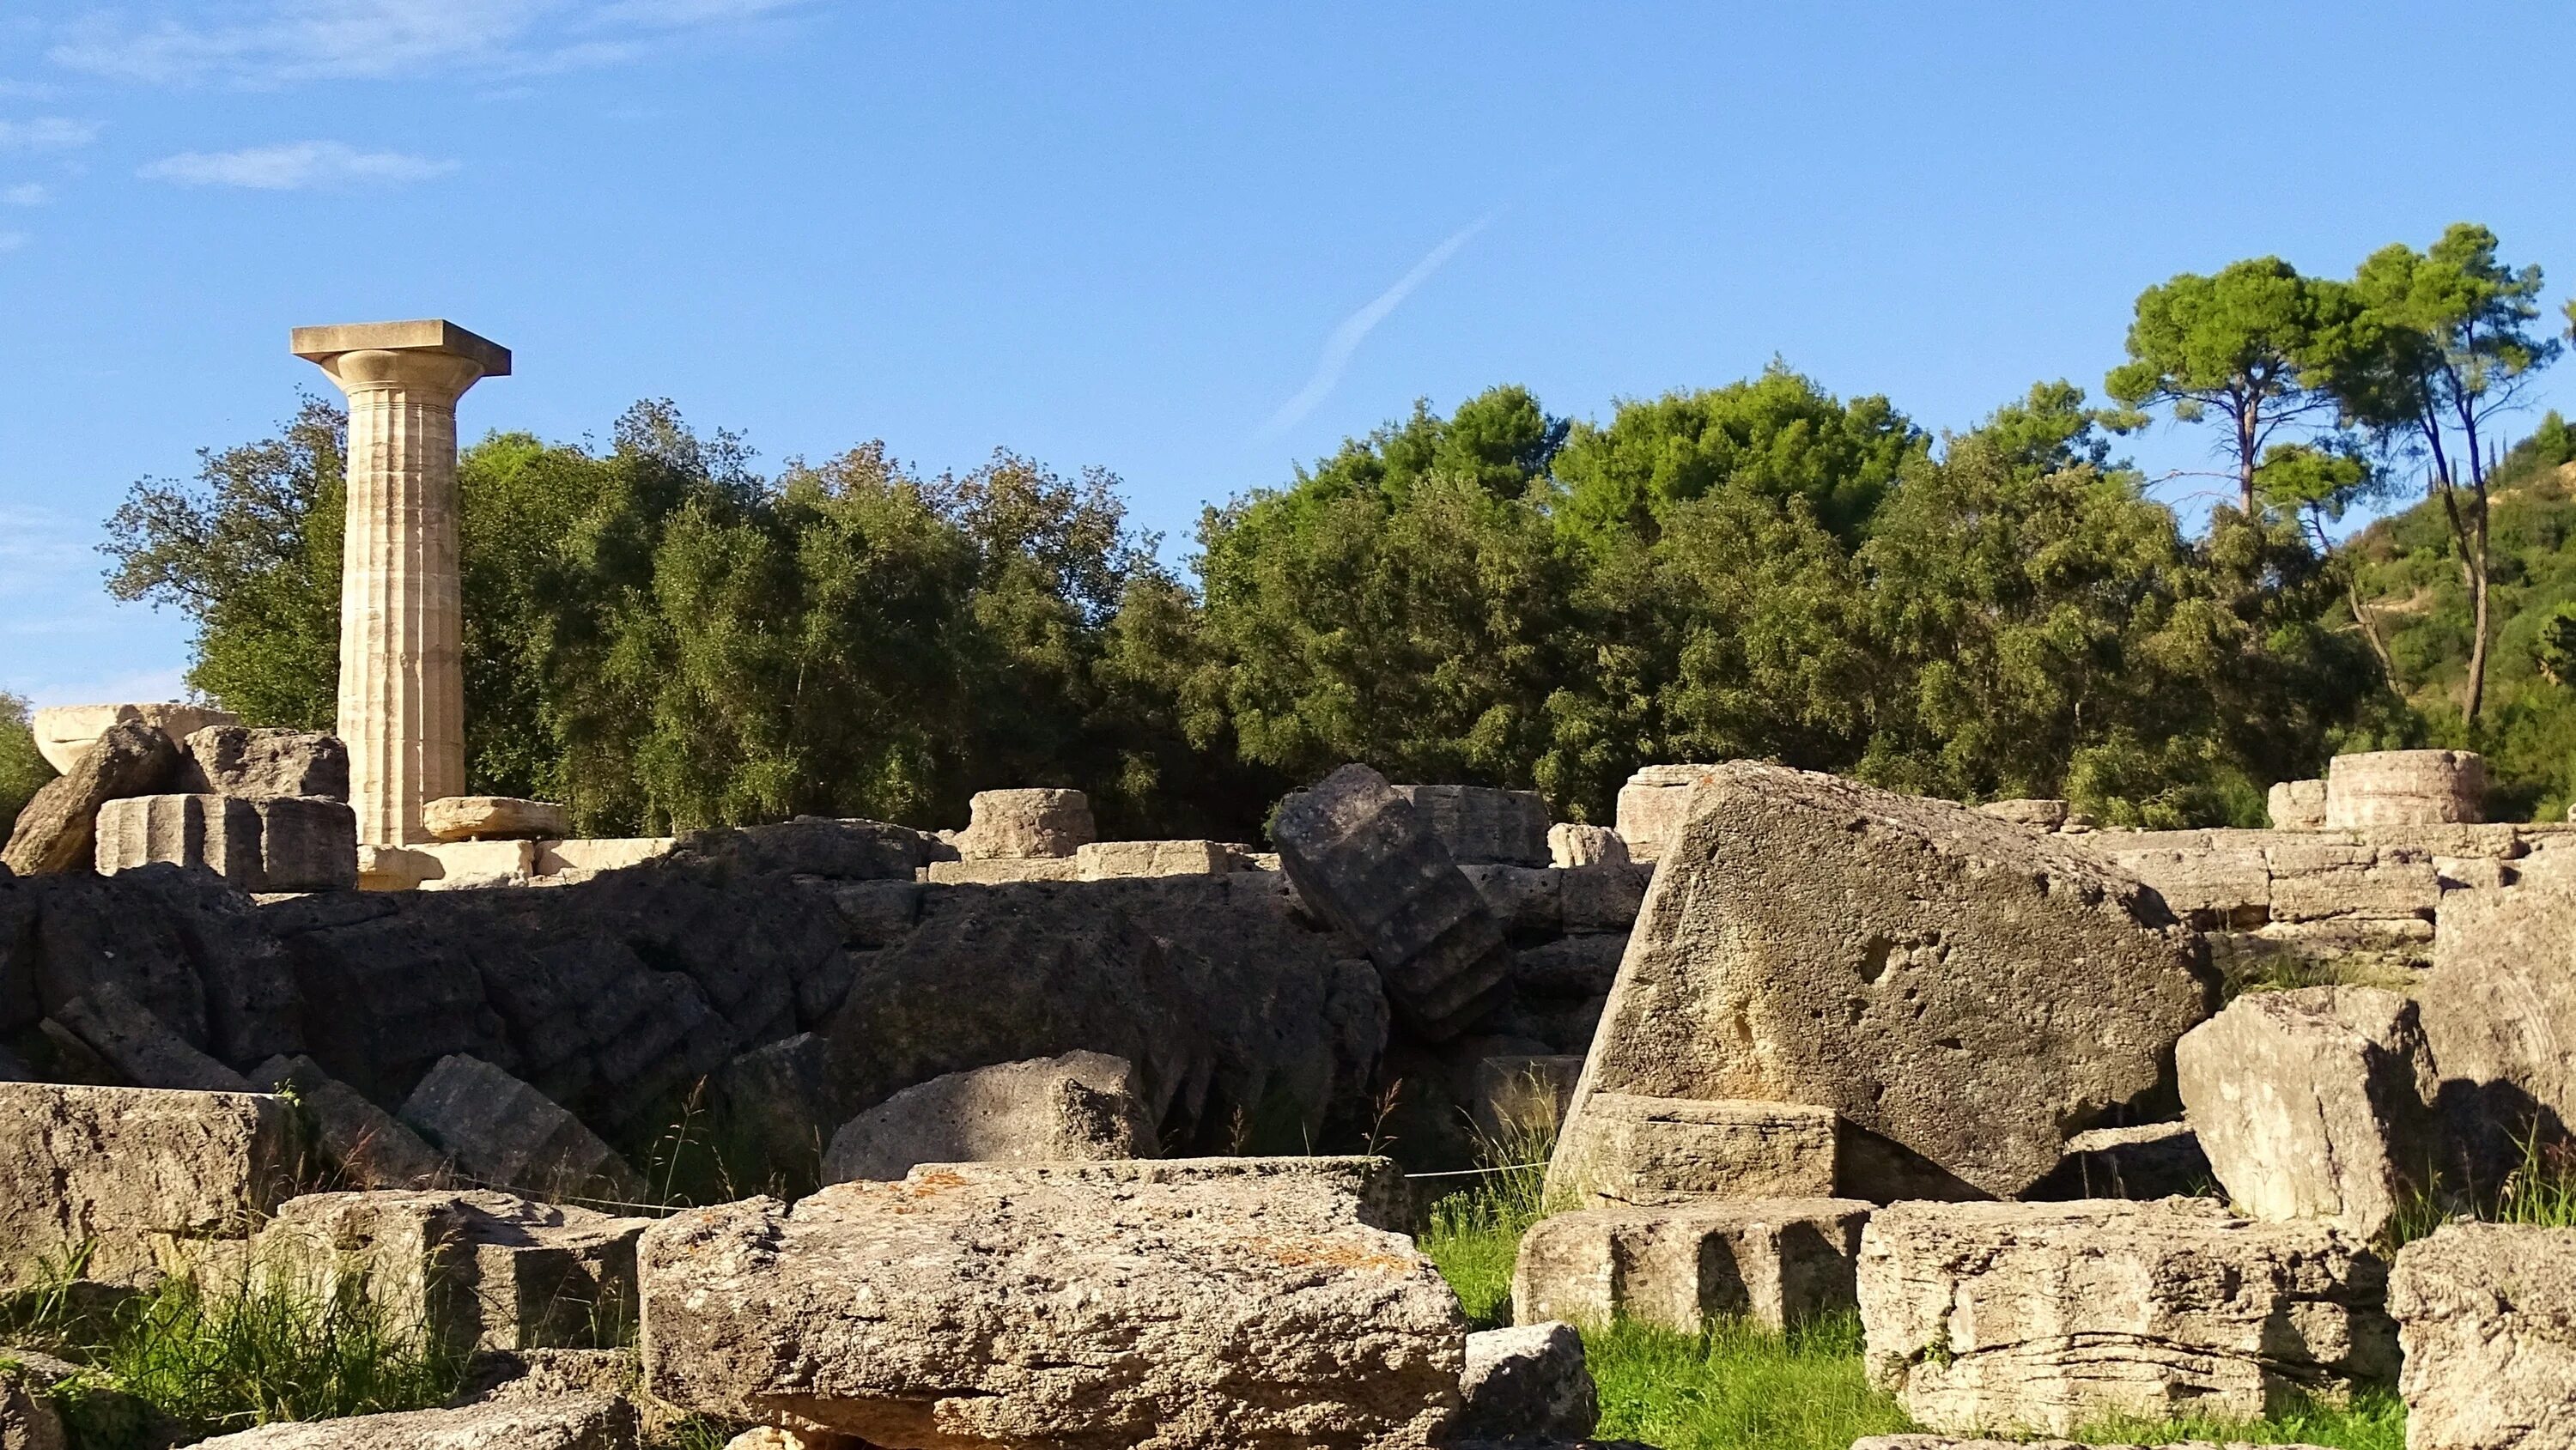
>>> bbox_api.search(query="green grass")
[2077,1388,2408,1450]
[1586,1313,1913,1450]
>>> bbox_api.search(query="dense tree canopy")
[94,226,2576,835]
[0,692,51,842]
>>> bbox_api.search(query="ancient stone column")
[291,321,510,846]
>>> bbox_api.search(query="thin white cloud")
[49,0,810,86]
[1259,212,1501,440]
[4,182,51,206]
[0,230,27,252]
[0,117,100,151]
[141,140,457,190]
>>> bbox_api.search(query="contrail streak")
[1260,209,1499,440]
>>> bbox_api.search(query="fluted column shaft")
[321,349,485,845]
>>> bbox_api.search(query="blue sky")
[4,2,2573,707]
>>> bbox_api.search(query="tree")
[0,691,53,841]
[2325,223,2562,725]
[2254,440,2400,676]
[2106,257,2352,519]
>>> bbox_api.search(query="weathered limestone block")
[356,843,442,891]
[1859,1441,2335,1450]
[2262,841,2438,923]
[95,793,264,888]
[32,702,237,774]
[1073,838,1231,878]
[1458,1322,1597,1442]
[1513,1198,1873,1332]
[1559,862,1651,931]
[955,788,1095,859]
[2269,778,2329,829]
[0,1082,295,1289]
[1511,934,1626,998]
[532,838,676,879]
[252,798,360,892]
[822,1049,1151,1183]
[253,1054,447,1189]
[452,1346,641,1410]
[923,856,1080,884]
[1548,822,1629,868]
[2177,986,2438,1238]
[424,797,574,842]
[54,980,253,1091]
[177,726,349,801]
[2326,749,2485,828]
[1978,798,2069,830]
[413,840,538,889]
[637,1168,1466,1448]
[1572,763,2209,1198]
[1463,864,1565,936]
[2389,1222,2576,1450]
[2419,877,2576,1182]
[255,1189,648,1355]
[2027,1122,2209,1201]
[823,879,924,947]
[1858,1199,2396,1435]
[1275,763,1513,1040]
[1393,784,1552,866]
[902,1156,1411,1231]
[1547,1093,1837,1205]
[3,721,179,876]
[0,1348,75,1450]
[2093,846,2269,930]
[2437,854,2515,891]
[398,1055,646,1203]
[1471,1054,1584,1138]
[1613,764,1716,865]
[709,1033,838,1190]
[191,1394,637,1448]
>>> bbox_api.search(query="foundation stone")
[1514,1197,1872,1332]
[2389,1222,2576,1450]
[2326,749,2484,828]
[821,1049,1152,1183]
[955,788,1094,859]
[1613,763,1715,864]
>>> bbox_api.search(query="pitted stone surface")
[398,1055,645,1203]
[1570,763,2208,1198]
[1458,1322,1597,1441]
[2269,778,2329,829]
[1547,1092,1837,1205]
[956,788,1095,859]
[1858,1199,2395,1435]
[4,720,179,876]
[821,1049,1151,1183]
[1613,764,1716,864]
[1514,1197,1872,1332]
[637,1168,1465,1448]
[191,1394,635,1448]
[1548,822,1629,868]
[2326,749,2484,828]
[0,1082,294,1289]
[1392,784,1552,866]
[2389,1222,2576,1450]
[423,797,572,843]
[177,726,349,802]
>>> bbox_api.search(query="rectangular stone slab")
[1512,1197,1873,1332]
[1547,1092,1837,1204]
[636,1168,1465,1447]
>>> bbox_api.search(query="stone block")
[423,797,572,843]
[2436,855,2515,891]
[2326,749,2485,828]
[2178,986,2438,1238]
[1072,838,1231,878]
[2419,877,2576,1183]
[255,1189,649,1355]
[1572,763,2209,1198]
[253,1054,447,1190]
[822,879,923,947]
[670,818,928,879]
[1858,1199,2395,1435]
[1978,798,2069,830]
[1512,934,1627,998]
[1463,864,1564,936]
[0,1082,295,1289]
[1548,822,1629,868]
[1458,1322,1597,1442]
[1547,1092,1838,1205]
[709,1033,839,1190]
[0,1349,72,1450]
[2269,778,2329,829]
[2211,919,2434,980]
[2389,1222,2576,1450]
[356,843,442,891]
[2263,843,2439,923]
[923,856,1080,884]
[956,788,1094,858]
[1613,763,1716,864]
[900,1156,1412,1231]
[822,1049,1151,1183]
[2093,846,2269,930]
[177,726,349,802]
[637,1167,1464,1447]
[189,1395,638,1448]
[32,702,237,774]
[2026,1122,2209,1201]
[54,980,252,1091]
[1392,784,1552,865]
[1558,862,1651,931]
[253,798,359,892]
[398,1055,646,1204]
[413,840,539,889]
[1513,1197,1873,1332]
[3,720,179,876]
[532,838,675,878]
[95,793,264,888]
[1274,764,1513,1040]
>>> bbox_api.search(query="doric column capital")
[291,319,511,406]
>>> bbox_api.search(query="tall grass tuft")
[1416,1069,1562,1329]
[2076,1386,2408,1450]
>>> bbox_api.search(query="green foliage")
[0,1252,462,1447]
[0,690,54,842]
[1415,1071,1560,1330]
[1585,1315,1914,1450]
[2076,1389,2408,1450]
